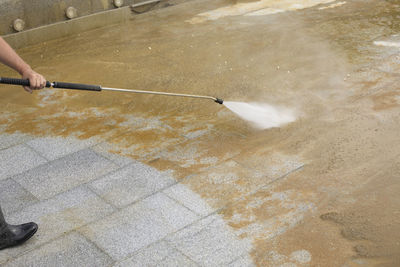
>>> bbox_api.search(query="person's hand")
[20,68,46,93]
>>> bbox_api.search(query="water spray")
[0,77,224,105]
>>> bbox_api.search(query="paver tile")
[80,192,199,261]
[114,241,197,267]
[26,136,101,160]
[92,142,135,167]
[90,162,175,208]
[0,132,33,150]
[14,149,118,199]
[165,214,251,266]
[234,151,304,180]
[0,178,38,216]
[4,232,114,267]
[181,160,275,211]
[228,254,255,267]
[163,183,215,216]
[0,144,47,181]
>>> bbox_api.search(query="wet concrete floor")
[1,0,400,266]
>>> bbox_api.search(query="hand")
[21,68,46,93]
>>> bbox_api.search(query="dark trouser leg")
[0,204,38,250]
[0,206,7,236]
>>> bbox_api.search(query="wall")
[0,0,139,35]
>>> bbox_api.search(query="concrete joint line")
[24,142,52,162]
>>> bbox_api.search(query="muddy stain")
[320,164,400,266]
[371,91,400,111]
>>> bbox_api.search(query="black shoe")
[0,222,38,250]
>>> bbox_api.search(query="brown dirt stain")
[371,91,400,111]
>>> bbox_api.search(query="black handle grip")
[0,77,51,87]
[52,82,102,91]
[0,77,102,92]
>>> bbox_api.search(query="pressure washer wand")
[0,77,224,104]
[101,87,223,104]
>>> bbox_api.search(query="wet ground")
[1,0,400,266]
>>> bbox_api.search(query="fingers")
[21,69,46,93]
[27,73,46,90]
[29,75,41,89]
[40,76,46,88]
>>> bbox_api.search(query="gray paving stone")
[89,162,175,208]
[0,186,115,264]
[0,178,38,216]
[228,254,255,267]
[114,241,197,267]
[14,149,118,200]
[165,214,252,267]
[80,192,199,261]
[0,132,33,150]
[163,183,214,216]
[26,136,101,160]
[4,232,114,267]
[0,144,47,181]
[92,142,134,167]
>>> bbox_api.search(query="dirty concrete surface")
[1,0,400,266]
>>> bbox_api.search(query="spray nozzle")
[215,98,224,104]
